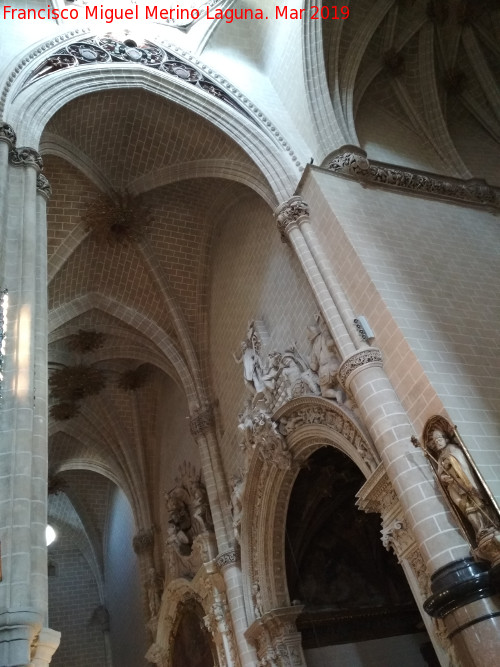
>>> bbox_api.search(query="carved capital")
[36,173,52,199]
[0,122,16,148]
[216,548,239,570]
[245,606,305,667]
[189,405,215,437]
[9,146,43,171]
[274,196,309,241]
[338,347,383,392]
[132,527,154,554]
[325,145,371,177]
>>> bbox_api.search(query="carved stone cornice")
[356,463,395,515]
[215,548,240,570]
[324,145,500,210]
[338,348,383,392]
[132,527,154,554]
[274,196,310,241]
[36,173,52,199]
[9,146,43,171]
[0,122,16,148]
[189,405,215,437]
[245,606,305,667]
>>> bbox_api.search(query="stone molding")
[245,606,306,667]
[9,146,43,171]
[274,196,310,241]
[0,122,16,147]
[36,173,52,199]
[215,548,240,570]
[324,145,500,210]
[338,348,383,392]
[357,464,430,597]
[0,28,92,117]
[275,395,379,474]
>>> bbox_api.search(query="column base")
[0,611,60,667]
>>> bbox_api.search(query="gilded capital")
[274,196,309,241]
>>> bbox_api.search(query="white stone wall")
[209,191,319,476]
[302,169,500,499]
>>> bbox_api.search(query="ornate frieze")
[215,548,239,570]
[9,146,43,171]
[36,173,52,199]
[338,348,383,392]
[274,196,310,241]
[245,606,306,667]
[0,122,16,147]
[275,397,379,473]
[25,36,252,121]
[325,145,500,210]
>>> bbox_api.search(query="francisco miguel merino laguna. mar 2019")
[2,4,350,23]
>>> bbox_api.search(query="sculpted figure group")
[234,316,343,414]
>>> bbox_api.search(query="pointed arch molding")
[2,35,301,202]
[240,396,381,616]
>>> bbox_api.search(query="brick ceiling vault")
[322,0,500,179]
[43,86,273,524]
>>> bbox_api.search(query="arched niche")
[171,599,217,667]
[285,446,423,650]
[240,396,380,616]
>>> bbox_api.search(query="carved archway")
[240,396,380,617]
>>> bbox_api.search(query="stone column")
[0,124,60,666]
[274,194,500,667]
[190,406,233,552]
[275,197,356,359]
[216,550,258,667]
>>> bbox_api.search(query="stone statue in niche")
[414,416,500,568]
[307,315,343,402]
[234,321,265,401]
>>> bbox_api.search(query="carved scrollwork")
[276,398,379,473]
[36,173,52,199]
[9,146,43,171]
[215,548,239,570]
[274,196,310,241]
[338,348,383,391]
[325,146,500,209]
[0,122,16,147]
